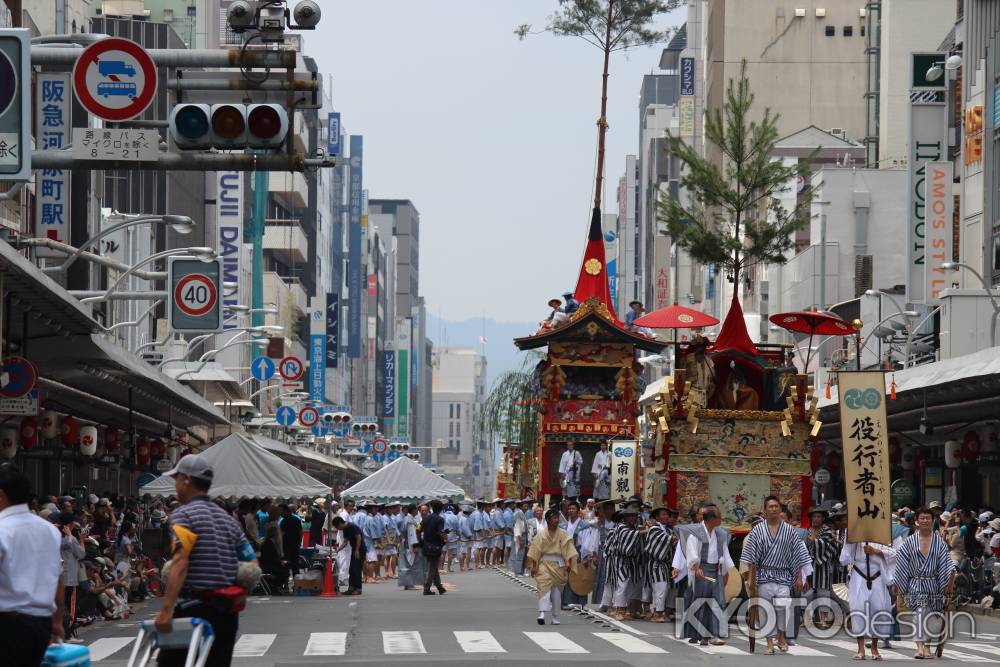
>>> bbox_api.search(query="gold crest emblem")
[584,258,602,275]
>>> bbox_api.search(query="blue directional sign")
[275,405,296,426]
[311,425,326,437]
[388,449,400,462]
[359,439,371,454]
[250,356,276,382]
[372,450,386,464]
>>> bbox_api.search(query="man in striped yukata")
[609,508,643,621]
[740,495,812,655]
[893,506,955,659]
[643,506,679,623]
[805,507,839,629]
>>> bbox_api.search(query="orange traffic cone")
[319,557,337,598]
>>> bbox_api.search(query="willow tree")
[476,352,545,482]
[517,0,679,210]
[656,61,814,290]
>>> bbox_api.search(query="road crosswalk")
[82,628,1000,662]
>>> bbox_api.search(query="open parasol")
[769,310,854,369]
[633,303,719,330]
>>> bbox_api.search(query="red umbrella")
[633,303,720,329]
[769,310,854,369]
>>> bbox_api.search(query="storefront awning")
[818,346,1000,438]
[30,334,229,433]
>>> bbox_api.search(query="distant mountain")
[426,313,537,387]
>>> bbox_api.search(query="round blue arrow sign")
[275,405,296,427]
[387,450,400,462]
[311,425,326,437]
[372,451,386,463]
[250,356,276,382]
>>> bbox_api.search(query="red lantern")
[962,431,981,462]
[136,436,151,465]
[888,437,901,463]
[151,438,167,458]
[19,417,38,450]
[826,451,841,472]
[60,416,78,448]
[105,427,120,451]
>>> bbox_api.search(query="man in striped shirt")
[740,495,812,655]
[154,454,256,667]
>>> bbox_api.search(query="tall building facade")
[430,348,489,498]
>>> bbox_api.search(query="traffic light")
[169,103,288,150]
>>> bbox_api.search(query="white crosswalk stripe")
[304,632,347,656]
[523,631,588,653]
[594,632,668,653]
[87,637,135,662]
[81,627,1000,661]
[231,633,277,657]
[383,630,426,654]
[454,630,506,652]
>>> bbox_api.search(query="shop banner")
[837,371,892,545]
[610,440,639,502]
[35,73,71,257]
[924,161,953,305]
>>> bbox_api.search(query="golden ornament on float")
[584,258,602,275]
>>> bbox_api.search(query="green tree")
[476,352,544,483]
[656,61,814,290]
[517,0,679,210]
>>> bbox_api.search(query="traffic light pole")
[31,150,336,172]
[31,45,297,69]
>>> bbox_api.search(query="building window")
[455,422,461,437]
[825,25,835,36]
[448,423,454,437]
[456,404,461,419]
[449,404,453,419]
[843,25,853,36]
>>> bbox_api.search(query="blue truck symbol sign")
[98,60,136,78]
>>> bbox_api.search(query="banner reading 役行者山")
[837,371,892,545]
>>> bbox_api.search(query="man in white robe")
[591,442,611,501]
[558,443,583,500]
[840,540,895,660]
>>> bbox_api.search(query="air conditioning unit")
[816,8,827,18]
[795,8,807,17]
[829,127,846,139]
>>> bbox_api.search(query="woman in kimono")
[893,507,955,659]
[526,507,578,625]
[840,539,895,660]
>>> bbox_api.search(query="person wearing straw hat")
[538,298,569,333]
[806,507,838,629]
[608,507,643,621]
[988,517,1000,557]
[527,507,578,625]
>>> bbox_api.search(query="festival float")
[511,210,828,531]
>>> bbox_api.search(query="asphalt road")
[77,566,1000,666]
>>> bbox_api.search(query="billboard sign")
[326,293,339,368]
[382,350,395,418]
[216,172,243,331]
[347,136,363,358]
[680,57,695,96]
[35,72,71,256]
[923,161,953,305]
[327,112,341,155]
[308,296,326,401]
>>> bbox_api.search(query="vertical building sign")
[924,161,953,305]
[326,112,341,155]
[308,296,326,401]
[906,53,947,305]
[396,319,411,438]
[382,350,395,419]
[348,135,363,358]
[680,57,696,136]
[35,73,71,257]
[217,171,243,330]
[837,371,891,545]
[325,293,339,368]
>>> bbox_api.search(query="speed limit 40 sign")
[168,257,223,333]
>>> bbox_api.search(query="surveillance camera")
[292,0,321,29]
[227,0,256,31]
[919,417,934,436]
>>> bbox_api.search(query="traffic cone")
[319,556,337,597]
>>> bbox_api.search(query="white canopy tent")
[139,433,330,498]
[341,456,465,504]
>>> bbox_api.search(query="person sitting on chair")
[718,365,759,410]
[537,299,569,333]
[260,525,290,593]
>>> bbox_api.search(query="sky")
[310,2,684,323]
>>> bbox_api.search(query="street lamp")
[79,247,216,304]
[173,338,268,381]
[158,325,282,368]
[925,54,963,82]
[941,261,1000,346]
[106,299,163,332]
[41,213,195,275]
